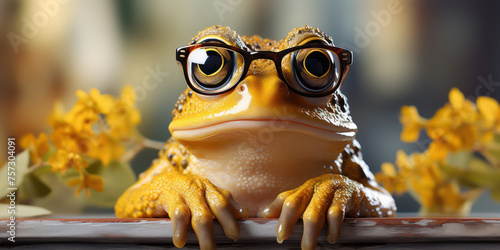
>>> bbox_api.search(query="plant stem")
[119,135,164,163]
[480,149,500,168]
[97,115,108,132]
[485,142,500,151]
[26,161,49,174]
[142,137,165,150]
[121,142,145,162]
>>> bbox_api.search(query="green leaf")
[83,160,136,207]
[0,149,30,197]
[468,156,492,170]
[488,135,500,161]
[487,148,500,163]
[32,165,53,175]
[41,145,57,162]
[491,186,500,202]
[446,151,472,168]
[57,167,80,183]
[468,157,500,187]
[493,134,500,144]
[442,156,500,189]
[20,173,51,198]
[0,204,51,219]
[441,164,482,189]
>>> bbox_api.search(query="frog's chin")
[170,119,356,142]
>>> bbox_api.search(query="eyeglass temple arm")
[338,50,353,87]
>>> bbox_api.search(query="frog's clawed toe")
[262,174,364,250]
[154,172,248,249]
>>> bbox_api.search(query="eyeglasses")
[176,42,352,97]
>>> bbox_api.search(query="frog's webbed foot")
[262,174,364,250]
[153,172,249,249]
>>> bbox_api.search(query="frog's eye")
[291,48,338,92]
[281,42,341,95]
[188,46,241,91]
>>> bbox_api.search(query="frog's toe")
[154,173,249,249]
[301,181,336,250]
[164,194,190,248]
[326,188,353,244]
[263,174,364,249]
[262,188,298,218]
[204,182,245,241]
[274,183,317,243]
[184,190,216,250]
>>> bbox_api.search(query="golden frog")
[115,25,396,250]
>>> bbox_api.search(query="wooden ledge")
[1,217,499,245]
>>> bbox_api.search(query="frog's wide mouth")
[170,118,356,142]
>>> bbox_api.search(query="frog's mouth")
[170,118,356,142]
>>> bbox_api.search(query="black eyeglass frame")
[176,42,353,97]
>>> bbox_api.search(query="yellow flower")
[50,122,96,155]
[435,181,467,213]
[477,96,500,138]
[376,163,408,195]
[406,151,442,208]
[106,85,141,139]
[64,88,115,132]
[48,149,89,173]
[48,101,66,129]
[87,132,125,166]
[377,149,466,210]
[381,162,397,177]
[388,150,473,213]
[68,172,104,197]
[400,106,427,142]
[427,141,449,161]
[388,87,499,214]
[425,88,479,160]
[394,150,414,177]
[20,133,50,164]
[375,150,415,195]
[449,88,478,123]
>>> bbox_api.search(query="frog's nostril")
[239,85,246,92]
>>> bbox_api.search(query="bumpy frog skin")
[115,25,396,250]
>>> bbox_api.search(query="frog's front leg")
[262,142,396,250]
[115,158,248,250]
[262,174,395,249]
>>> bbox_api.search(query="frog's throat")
[171,118,356,142]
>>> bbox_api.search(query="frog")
[115,25,396,250]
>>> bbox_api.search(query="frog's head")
[169,26,356,158]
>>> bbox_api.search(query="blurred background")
[1,0,499,213]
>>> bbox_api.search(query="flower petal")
[90,88,115,114]
[35,133,50,159]
[49,149,70,173]
[449,88,464,110]
[477,96,500,127]
[88,174,105,192]
[120,85,136,107]
[381,162,397,177]
[400,106,425,142]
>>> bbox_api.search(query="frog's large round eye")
[189,47,236,90]
[292,48,337,92]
